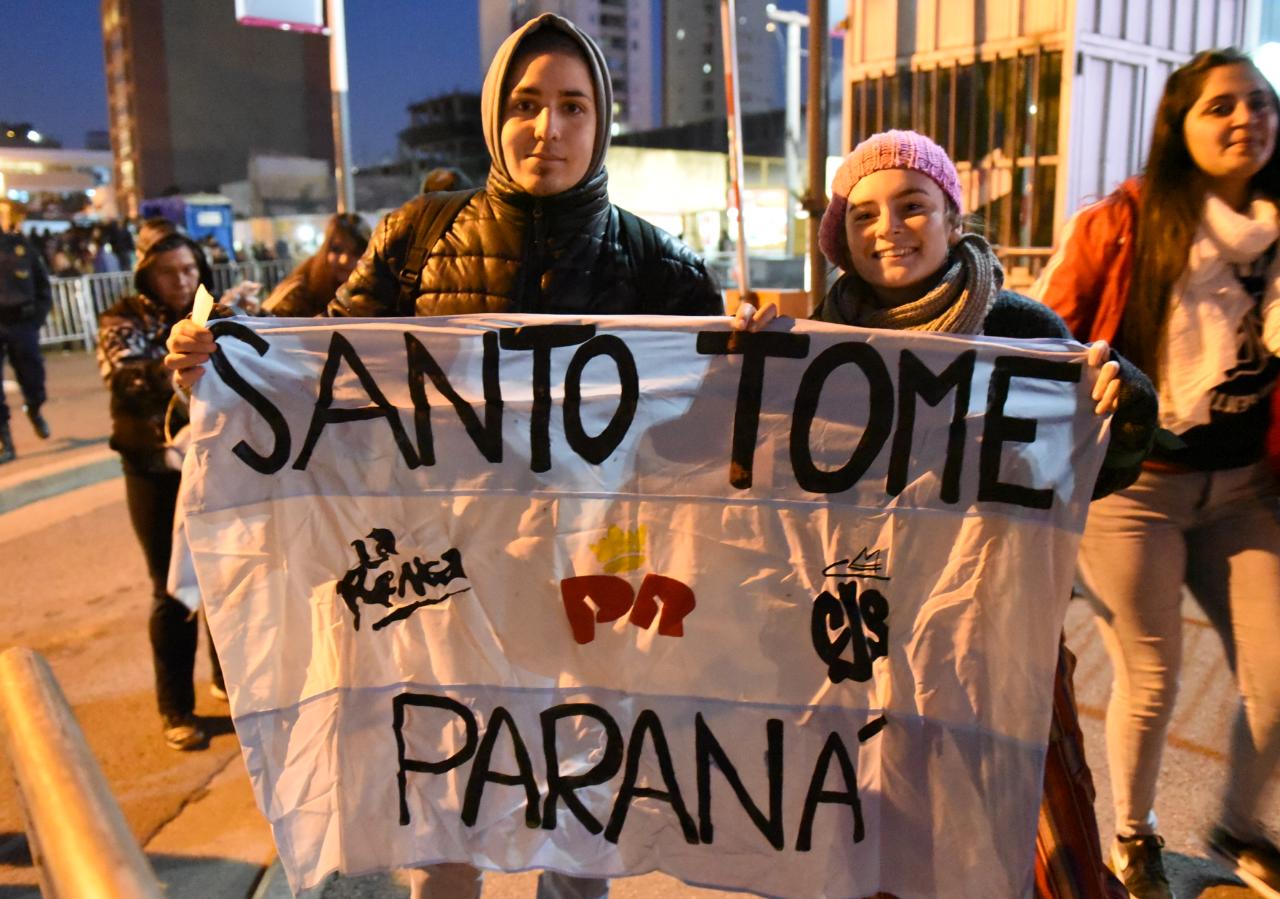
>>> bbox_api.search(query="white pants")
[1078,462,1280,838]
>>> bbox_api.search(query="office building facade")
[841,0,1257,265]
[479,0,655,133]
[102,0,333,217]
[663,0,783,127]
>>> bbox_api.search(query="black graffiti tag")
[336,528,469,630]
[811,581,889,683]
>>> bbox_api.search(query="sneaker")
[162,714,206,751]
[0,423,13,464]
[209,682,228,702]
[1112,834,1175,899]
[1206,825,1280,898]
[23,405,49,440]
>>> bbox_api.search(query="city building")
[101,0,333,218]
[0,147,115,227]
[663,0,783,127]
[840,0,1257,274]
[479,0,655,132]
[397,92,489,185]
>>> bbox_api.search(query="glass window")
[1031,164,1057,246]
[918,68,934,136]
[895,65,913,130]
[1018,53,1035,159]
[865,76,881,137]
[973,60,992,161]
[1038,51,1061,156]
[937,67,953,155]
[954,65,974,165]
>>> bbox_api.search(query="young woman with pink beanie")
[737,129,1158,898]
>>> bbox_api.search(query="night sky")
[3,0,483,165]
[4,0,816,166]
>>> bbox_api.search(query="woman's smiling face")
[843,168,959,306]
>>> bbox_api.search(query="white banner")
[181,314,1109,897]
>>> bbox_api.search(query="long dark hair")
[1124,48,1280,381]
[299,212,371,301]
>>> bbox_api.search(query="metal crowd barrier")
[43,258,294,351]
[0,647,164,898]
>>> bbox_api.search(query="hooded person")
[98,221,225,753]
[325,12,721,319]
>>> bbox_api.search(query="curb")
[0,447,121,515]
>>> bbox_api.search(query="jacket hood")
[480,13,613,203]
[133,230,213,301]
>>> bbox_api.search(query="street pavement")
[0,349,1275,898]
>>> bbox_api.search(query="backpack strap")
[616,208,661,314]
[397,188,481,314]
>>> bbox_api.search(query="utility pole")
[327,0,355,214]
[766,6,808,258]
[720,0,751,300]
[805,0,828,310]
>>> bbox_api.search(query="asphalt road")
[0,351,1275,898]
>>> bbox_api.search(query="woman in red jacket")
[1036,48,1280,899]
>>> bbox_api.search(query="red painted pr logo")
[559,574,696,644]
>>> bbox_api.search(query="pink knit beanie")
[819,130,963,270]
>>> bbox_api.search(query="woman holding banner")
[736,129,1157,899]
[1036,49,1280,899]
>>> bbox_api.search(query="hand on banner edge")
[1086,339,1121,416]
[732,299,787,332]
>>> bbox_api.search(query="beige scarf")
[837,233,1003,334]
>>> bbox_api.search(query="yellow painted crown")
[591,525,647,574]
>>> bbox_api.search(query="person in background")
[165,13,719,898]
[260,213,372,317]
[1034,48,1280,899]
[419,165,470,193]
[737,129,1158,899]
[97,221,226,751]
[0,228,53,462]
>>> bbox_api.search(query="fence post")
[75,276,96,352]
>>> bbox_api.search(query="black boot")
[24,405,49,440]
[0,421,14,464]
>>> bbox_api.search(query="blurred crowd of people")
[20,219,293,280]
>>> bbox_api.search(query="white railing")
[44,258,295,351]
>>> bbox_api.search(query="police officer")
[0,229,53,462]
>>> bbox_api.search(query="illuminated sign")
[234,0,325,33]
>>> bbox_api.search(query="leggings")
[1077,462,1280,838]
[123,468,222,720]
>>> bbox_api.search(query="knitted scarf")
[836,233,1003,334]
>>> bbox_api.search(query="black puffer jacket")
[331,183,721,317]
[330,13,721,319]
